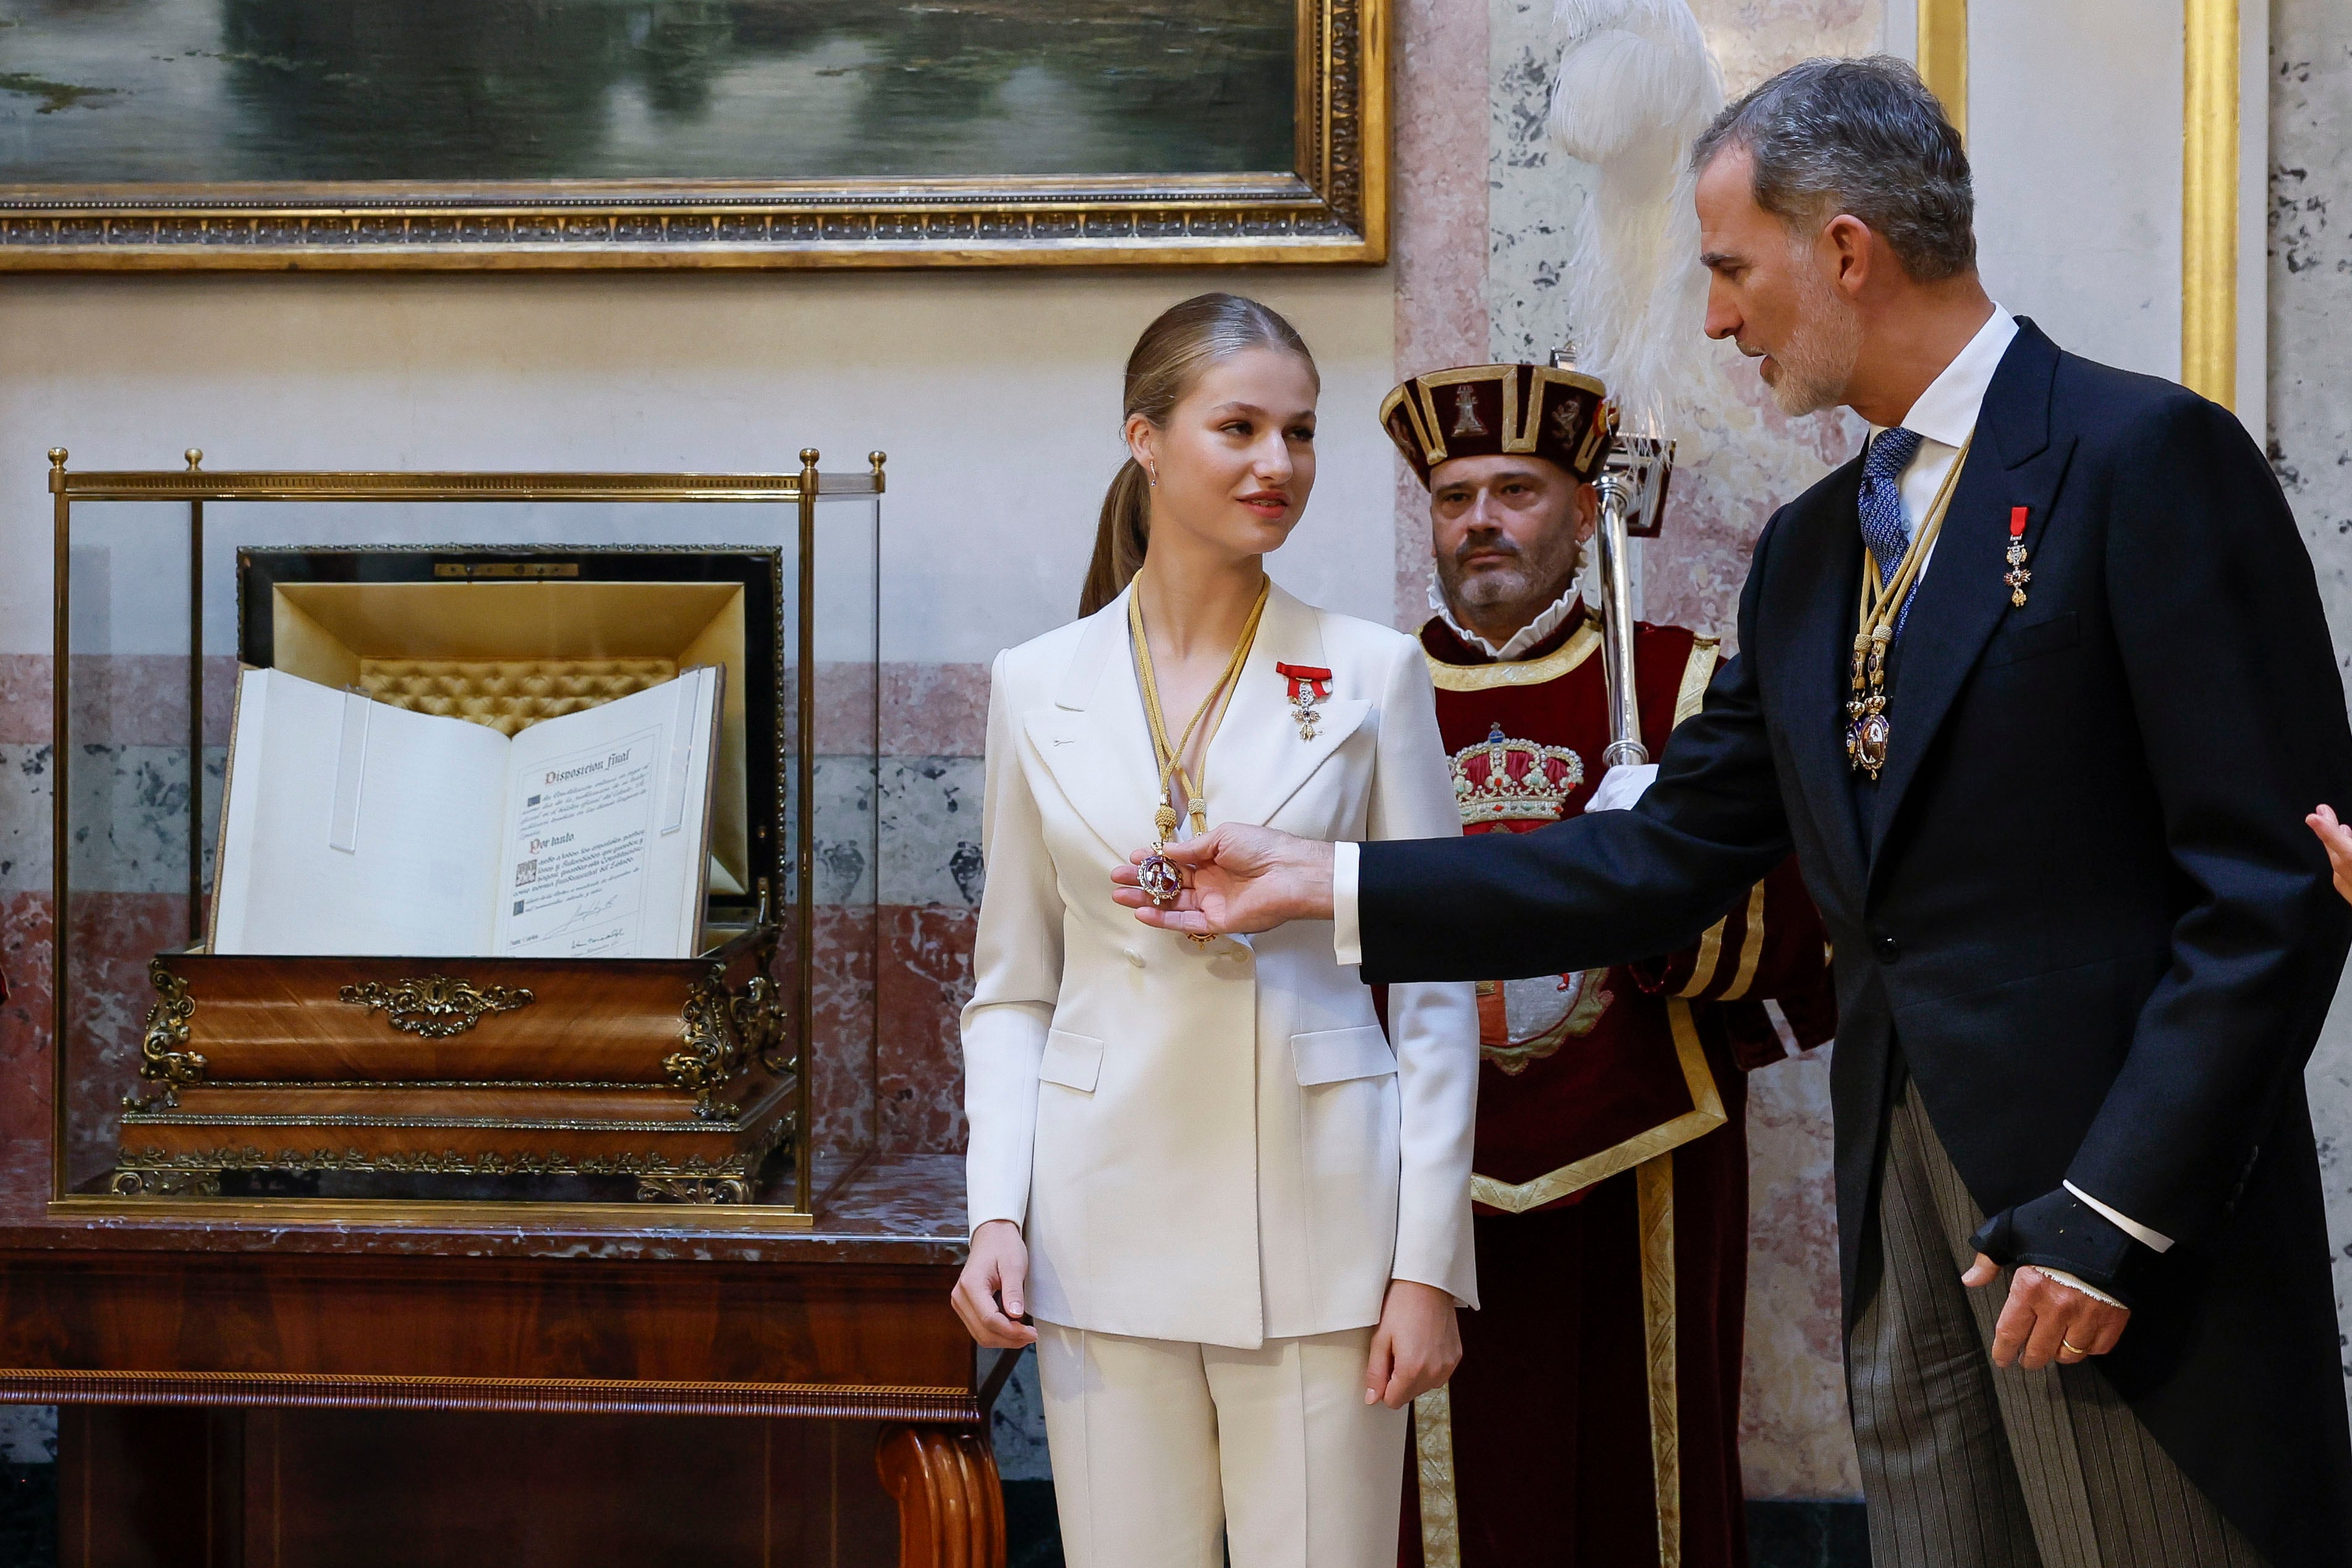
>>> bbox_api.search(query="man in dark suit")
[1115,56,2352,1568]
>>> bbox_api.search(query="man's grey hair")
[1689,56,1975,282]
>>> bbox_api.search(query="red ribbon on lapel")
[1276,663,1332,701]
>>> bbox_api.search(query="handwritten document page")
[210,665,720,959]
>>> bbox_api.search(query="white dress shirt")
[1336,306,2173,1266]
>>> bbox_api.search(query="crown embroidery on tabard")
[1450,721,1586,826]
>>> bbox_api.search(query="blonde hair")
[1078,293,1317,617]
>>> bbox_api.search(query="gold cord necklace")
[1129,574,1270,924]
[1846,433,1973,779]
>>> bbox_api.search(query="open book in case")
[48,456,883,1227]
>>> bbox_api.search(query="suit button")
[1123,947,1145,968]
[1875,934,1900,964]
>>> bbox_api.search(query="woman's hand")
[2307,805,2352,904]
[952,1219,1038,1349]
[1364,1279,1462,1409]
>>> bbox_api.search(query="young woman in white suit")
[952,293,1481,1566]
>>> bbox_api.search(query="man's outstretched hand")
[1109,824,1338,936]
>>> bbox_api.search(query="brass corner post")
[1917,0,1968,143]
[795,447,820,1218]
[2182,0,2241,409]
[49,447,70,1200]
[187,449,205,940]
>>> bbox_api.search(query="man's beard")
[1438,540,1582,630]
[1764,252,1863,417]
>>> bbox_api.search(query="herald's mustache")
[1453,537,1522,568]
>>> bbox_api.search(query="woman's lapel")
[1019,587,1167,861]
[1207,582,1371,831]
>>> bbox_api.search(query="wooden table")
[0,1155,997,1567]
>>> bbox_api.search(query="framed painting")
[0,0,1384,269]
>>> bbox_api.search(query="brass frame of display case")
[45,449,887,1233]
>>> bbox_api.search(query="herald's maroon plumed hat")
[1380,363,1617,489]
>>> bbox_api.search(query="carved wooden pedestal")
[878,1424,1008,1568]
[0,1155,998,1568]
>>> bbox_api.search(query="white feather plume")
[1547,0,1724,435]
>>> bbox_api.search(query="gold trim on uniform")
[1468,1000,1727,1213]
[1720,881,1770,1002]
[1425,620,1602,692]
[1673,635,1720,726]
[1677,920,1726,999]
[1412,1384,1464,1568]
[1637,1155,1683,1567]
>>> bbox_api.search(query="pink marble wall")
[0,891,52,1222]
[1389,0,1492,630]
[879,905,978,1155]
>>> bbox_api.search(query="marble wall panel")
[879,905,979,1156]
[2,744,224,899]
[59,892,189,1194]
[878,756,987,910]
[2270,0,2352,1403]
[883,662,990,760]
[1391,0,1492,629]
[1740,1051,1858,1499]
[1473,0,1884,1499]
[808,902,878,1156]
[0,655,46,745]
[0,891,53,1221]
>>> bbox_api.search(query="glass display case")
[48,450,881,1229]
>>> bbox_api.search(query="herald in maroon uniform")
[1376,360,1835,1568]
[1398,603,1835,1568]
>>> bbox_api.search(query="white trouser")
[1035,1321,1407,1568]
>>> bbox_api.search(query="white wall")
[0,268,1397,666]
[1968,0,2186,381]
[1969,0,2270,434]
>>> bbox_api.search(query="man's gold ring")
[2060,1339,2088,1357]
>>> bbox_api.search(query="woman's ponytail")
[1075,292,1317,618]
[1080,458,1154,617]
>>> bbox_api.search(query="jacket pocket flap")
[1038,1029,1104,1092]
[1293,1024,1396,1086]
[1989,609,2079,666]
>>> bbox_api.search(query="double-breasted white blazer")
[962,581,1480,1350]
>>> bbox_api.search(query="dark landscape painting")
[0,0,1296,185]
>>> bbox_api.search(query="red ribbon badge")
[1276,663,1332,701]
[2010,506,2029,538]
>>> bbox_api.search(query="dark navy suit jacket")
[1358,321,2352,1567]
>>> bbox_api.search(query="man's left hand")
[1963,1253,2129,1369]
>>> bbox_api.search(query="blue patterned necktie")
[1859,426,1925,634]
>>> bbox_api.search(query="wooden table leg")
[875,1423,1005,1568]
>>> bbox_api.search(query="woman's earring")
[1145,464,1158,488]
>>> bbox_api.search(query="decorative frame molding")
[0,0,1385,271]
[2181,0,2241,409]
[1917,0,1970,141]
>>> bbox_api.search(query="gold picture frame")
[0,0,1386,271]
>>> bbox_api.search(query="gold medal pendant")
[1137,843,1182,907]
[1845,631,1893,780]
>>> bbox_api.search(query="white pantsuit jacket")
[962,582,1480,1350]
